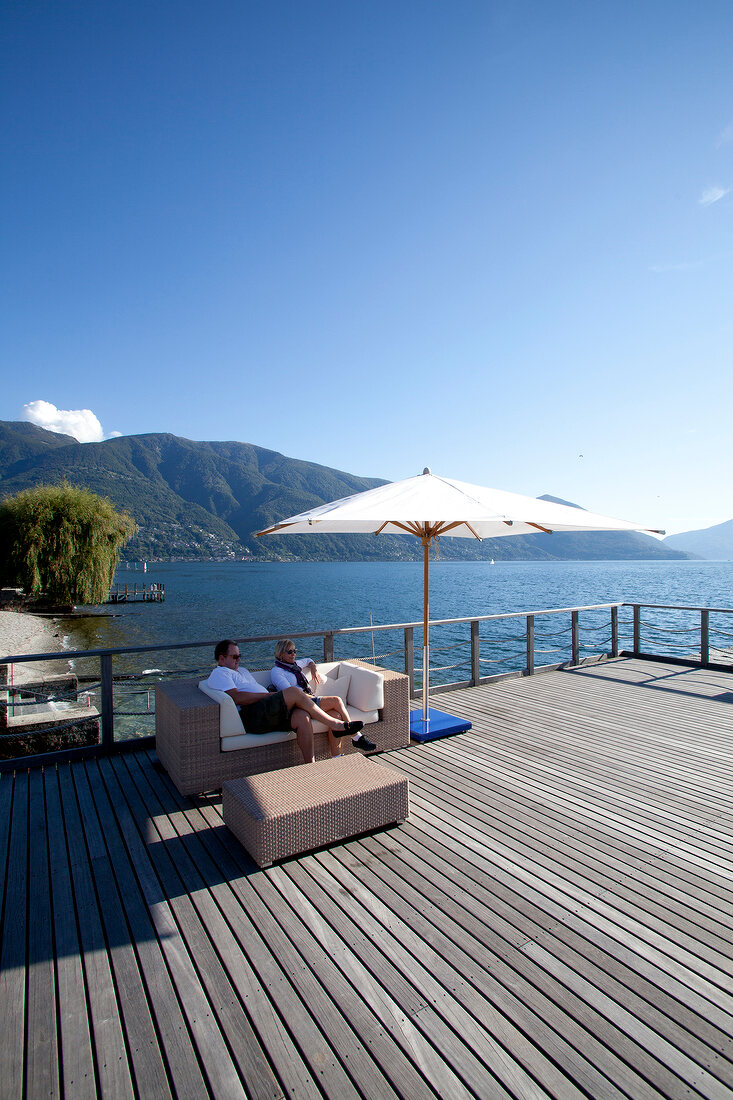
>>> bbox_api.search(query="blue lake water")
[58,558,732,740]
[68,558,733,674]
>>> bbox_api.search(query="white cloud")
[715,123,733,148]
[21,400,119,443]
[699,185,729,206]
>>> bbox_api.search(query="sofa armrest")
[198,680,245,737]
[155,678,224,794]
[338,661,409,752]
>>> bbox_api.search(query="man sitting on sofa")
[206,640,364,764]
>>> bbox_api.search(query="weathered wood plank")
[0,771,27,1100]
[44,766,97,1098]
[361,804,733,1095]
[402,743,733,955]
[5,658,733,1100]
[132,750,349,1099]
[81,757,232,1099]
[313,846,562,1100]
[76,757,196,1100]
[158,790,382,1100]
[56,764,135,1100]
[280,860,473,1100]
[105,753,286,1100]
[26,767,59,1100]
[323,837,656,1100]
[390,788,733,1055]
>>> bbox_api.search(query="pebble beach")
[0,609,71,683]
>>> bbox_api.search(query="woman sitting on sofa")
[271,639,376,753]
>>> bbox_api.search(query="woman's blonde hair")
[274,638,295,662]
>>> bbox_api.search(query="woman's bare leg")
[281,686,356,734]
[319,695,349,756]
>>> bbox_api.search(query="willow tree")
[0,483,136,606]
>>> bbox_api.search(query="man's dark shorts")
[240,691,290,735]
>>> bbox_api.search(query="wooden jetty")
[2,656,733,1098]
[108,582,165,603]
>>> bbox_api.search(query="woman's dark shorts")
[240,691,290,735]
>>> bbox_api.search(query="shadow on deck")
[2,657,733,1099]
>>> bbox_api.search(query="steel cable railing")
[535,624,573,638]
[0,715,98,739]
[4,601,732,768]
[479,650,527,668]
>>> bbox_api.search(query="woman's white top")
[270,657,313,692]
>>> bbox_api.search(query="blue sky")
[2,1,732,535]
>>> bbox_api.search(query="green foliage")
[0,483,136,605]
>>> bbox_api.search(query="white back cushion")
[340,662,384,711]
[198,680,244,737]
[316,672,351,702]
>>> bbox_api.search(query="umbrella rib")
[255,522,295,536]
[378,520,424,536]
[433,520,483,540]
[526,521,552,534]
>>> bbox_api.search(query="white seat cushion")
[221,729,296,751]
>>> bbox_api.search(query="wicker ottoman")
[222,755,410,867]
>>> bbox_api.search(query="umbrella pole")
[408,527,471,742]
[422,536,430,723]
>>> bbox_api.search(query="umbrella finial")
[422,467,431,475]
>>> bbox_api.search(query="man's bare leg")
[290,709,315,763]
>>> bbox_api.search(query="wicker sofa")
[155,661,410,796]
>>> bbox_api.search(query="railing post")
[611,606,618,657]
[404,627,415,698]
[633,605,641,655]
[571,610,579,665]
[701,610,710,666]
[100,653,114,752]
[526,615,534,675]
[323,634,334,663]
[0,663,7,730]
[470,620,480,686]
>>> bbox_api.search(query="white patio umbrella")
[256,468,664,737]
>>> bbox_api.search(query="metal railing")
[2,601,732,770]
[625,603,733,666]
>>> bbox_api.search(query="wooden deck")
[2,657,733,1099]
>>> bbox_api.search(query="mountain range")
[0,419,713,561]
[661,520,733,560]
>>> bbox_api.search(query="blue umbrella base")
[409,708,472,742]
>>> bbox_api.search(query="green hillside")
[0,422,690,562]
